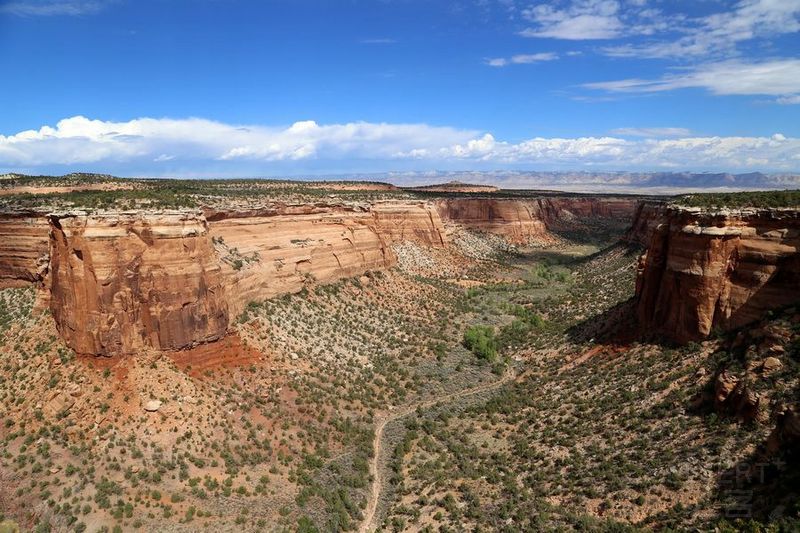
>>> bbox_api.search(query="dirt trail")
[359,367,517,532]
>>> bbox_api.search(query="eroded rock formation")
[48,212,229,356]
[623,202,667,246]
[0,196,637,356]
[634,205,800,343]
[0,212,50,288]
[435,197,638,244]
[210,207,397,316]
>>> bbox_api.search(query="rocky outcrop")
[623,201,667,246]
[0,196,639,356]
[0,212,50,288]
[435,197,638,244]
[209,206,397,315]
[48,212,229,356]
[635,205,800,343]
[34,202,447,355]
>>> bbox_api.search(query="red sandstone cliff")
[0,212,50,288]
[624,201,667,246]
[0,196,637,356]
[435,199,549,244]
[48,212,229,356]
[634,205,800,343]
[435,197,638,244]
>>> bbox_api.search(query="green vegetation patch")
[462,325,498,362]
[676,189,800,208]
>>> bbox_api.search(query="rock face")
[634,205,800,343]
[48,212,229,356]
[371,202,447,247]
[435,199,549,244]
[436,197,638,244]
[0,196,636,356]
[0,212,50,288]
[209,205,399,316]
[623,201,668,246]
[36,202,448,355]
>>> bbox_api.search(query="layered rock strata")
[435,197,638,244]
[634,205,800,343]
[0,212,50,288]
[48,212,229,356]
[0,196,637,356]
[210,208,396,316]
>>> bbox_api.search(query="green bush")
[463,325,498,362]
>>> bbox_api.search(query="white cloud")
[585,59,800,97]
[609,127,692,137]
[516,0,800,58]
[486,52,558,67]
[1,116,798,172]
[520,1,624,40]
[0,0,114,16]
[0,116,478,166]
[776,94,800,105]
[602,0,800,58]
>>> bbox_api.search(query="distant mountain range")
[367,171,800,191]
[2,170,799,193]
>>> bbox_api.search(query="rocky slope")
[634,204,800,343]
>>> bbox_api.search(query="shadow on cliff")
[563,241,644,346]
[565,297,641,345]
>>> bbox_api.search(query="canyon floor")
[0,177,798,532]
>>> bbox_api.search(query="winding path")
[358,368,518,532]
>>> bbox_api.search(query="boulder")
[143,400,162,412]
[762,357,783,374]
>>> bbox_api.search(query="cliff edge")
[633,203,800,343]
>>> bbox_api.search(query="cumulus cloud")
[1,116,798,172]
[585,59,800,97]
[486,52,558,67]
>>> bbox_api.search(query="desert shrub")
[676,189,800,209]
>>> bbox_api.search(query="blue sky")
[1,0,799,176]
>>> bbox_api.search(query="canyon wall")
[0,196,637,356]
[435,197,638,244]
[624,201,668,246]
[634,205,800,343]
[0,212,50,288]
[19,202,446,355]
[371,202,447,247]
[435,199,549,244]
[209,207,396,316]
[207,201,446,315]
[48,212,229,356]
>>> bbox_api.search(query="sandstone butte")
[629,203,800,343]
[1,195,798,355]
